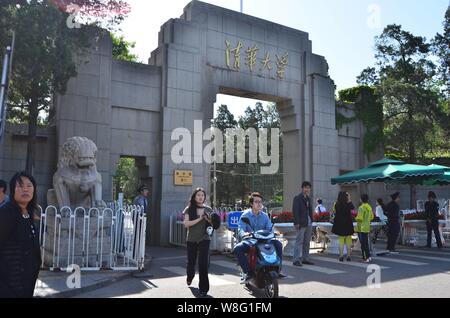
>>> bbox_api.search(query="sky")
[117,0,449,117]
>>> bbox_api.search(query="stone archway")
[53,0,340,246]
[154,1,339,245]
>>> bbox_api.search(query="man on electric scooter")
[233,192,286,283]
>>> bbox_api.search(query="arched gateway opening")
[211,92,284,211]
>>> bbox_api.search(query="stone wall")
[109,59,162,244]
[336,104,385,209]
[0,123,57,205]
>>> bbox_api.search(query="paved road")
[74,245,450,298]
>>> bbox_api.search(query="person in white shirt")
[315,199,326,214]
[375,198,388,224]
[372,198,388,244]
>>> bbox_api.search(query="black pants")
[373,225,388,243]
[427,221,443,248]
[358,232,371,260]
[187,240,210,293]
[387,223,400,251]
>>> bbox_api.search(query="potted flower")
[313,211,331,223]
[272,211,294,224]
[403,211,445,221]
[401,210,445,247]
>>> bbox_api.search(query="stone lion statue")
[47,136,106,208]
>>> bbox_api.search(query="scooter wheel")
[264,277,279,298]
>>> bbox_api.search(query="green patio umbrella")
[390,163,449,179]
[422,171,450,185]
[389,165,450,186]
[331,158,448,185]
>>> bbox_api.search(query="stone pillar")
[55,32,113,201]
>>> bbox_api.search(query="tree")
[264,103,281,129]
[212,104,237,131]
[51,0,130,28]
[111,33,138,62]
[356,67,379,86]
[238,102,266,129]
[430,8,450,149]
[113,157,139,203]
[0,0,129,174]
[357,23,450,205]
[432,6,450,98]
[370,24,447,163]
[237,102,281,130]
[212,102,282,206]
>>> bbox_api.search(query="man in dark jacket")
[425,191,443,248]
[292,181,314,266]
[385,192,401,253]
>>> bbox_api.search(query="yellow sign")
[174,170,193,186]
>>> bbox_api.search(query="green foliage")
[0,0,128,172]
[113,157,139,203]
[212,102,283,206]
[212,104,237,131]
[336,86,383,158]
[431,6,450,97]
[238,102,280,129]
[355,22,450,163]
[335,110,356,130]
[273,193,283,205]
[356,67,379,86]
[111,33,138,62]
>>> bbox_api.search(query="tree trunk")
[408,111,416,209]
[410,184,417,209]
[25,98,39,175]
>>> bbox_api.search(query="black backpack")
[210,211,221,230]
[205,210,221,236]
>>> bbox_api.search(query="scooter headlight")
[254,232,274,240]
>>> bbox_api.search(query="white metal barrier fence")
[39,204,147,271]
[169,211,233,252]
[169,213,187,247]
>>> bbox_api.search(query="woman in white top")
[315,199,326,213]
[375,198,388,224]
[372,198,389,245]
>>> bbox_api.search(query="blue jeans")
[233,239,283,274]
[358,232,371,260]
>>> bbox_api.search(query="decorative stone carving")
[47,136,106,208]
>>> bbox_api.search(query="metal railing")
[39,204,147,271]
[169,213,187,247]
[169,211,233,252]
